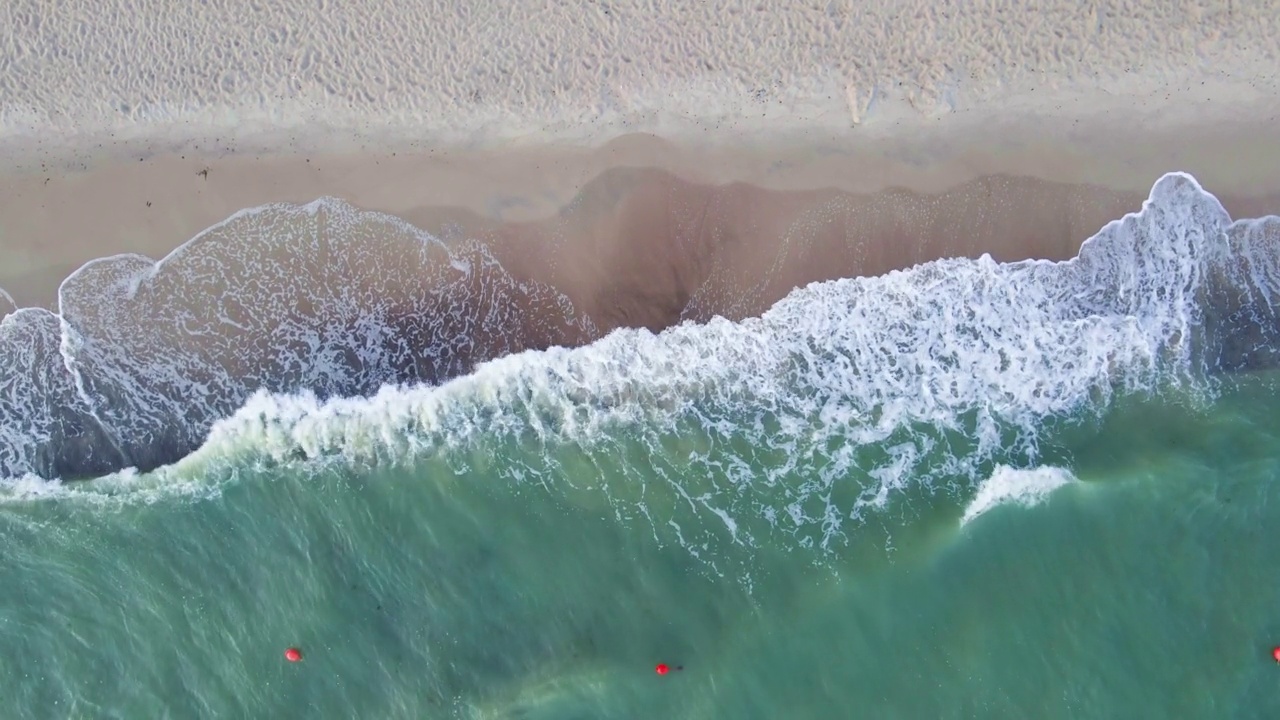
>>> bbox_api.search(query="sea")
[1,171,1279,719]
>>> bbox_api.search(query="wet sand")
[4,115,1280,333]
[3,0,1280,334]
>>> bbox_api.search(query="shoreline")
[5,0,1280,311]
[3,0,1280,314]
[4,101,1280,312]
[3,0,1280,482]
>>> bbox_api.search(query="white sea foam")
[178,173,1277,549]
[0,197,595,481]
[0,466,218,508]
[2,173,1278,557]
[960,465,1077,527]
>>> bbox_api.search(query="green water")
[2,373,1278,719]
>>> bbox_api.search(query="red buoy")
[655,663,669,675]
[285,647,303,662]
[1272,647,1280,664]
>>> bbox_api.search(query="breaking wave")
[1,173,1278,553]
[960,466,1077,526]
[0,200,596,479]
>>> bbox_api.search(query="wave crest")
[166,173,1279,551]
[1,199,596,479]
[961,466,1077,526]
[1,174,1277,551]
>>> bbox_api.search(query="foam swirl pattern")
[0,175,1277,557]
[171,173,1277,553]
[0,199,596,479]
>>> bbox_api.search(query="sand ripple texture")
[2,0,1278,152]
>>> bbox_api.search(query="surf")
[2,173,1275,554]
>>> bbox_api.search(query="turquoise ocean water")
[2,173,1279,718]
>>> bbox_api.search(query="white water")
[2,174,1278,558]
[0,198,595,480]
[961,465,1077,526]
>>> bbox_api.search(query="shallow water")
[2,377,1278,719]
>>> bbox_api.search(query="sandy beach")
[3,114,1279,327]
[9,5,1280,718]
[4,0,1278,480]
[3,0,1280,318]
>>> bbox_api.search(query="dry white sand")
[2,0,1280,310]
[3,0,1278,162]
